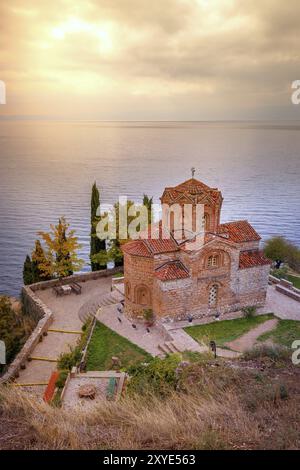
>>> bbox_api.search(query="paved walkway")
[14,277,112,397]
[225,318,278,353]
[169,329,240,358]
[96,305,163,356]
[258,285,300,320]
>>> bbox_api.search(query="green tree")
[23,255,34,285]
[264,236,289,263]
[0,296,35,372]
[90,182,106,271]
[31,239,52,282]
[38,217,84,279]
[264,236,300,272]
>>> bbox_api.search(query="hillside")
[0,348,299,450]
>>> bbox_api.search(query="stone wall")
[28,267,123,293]
[0,286,53,384]
[123,237,270,322]
[123,253,154,319]
[1,268,123,383]
[269,275,300,302]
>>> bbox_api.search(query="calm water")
[0,120,299,297]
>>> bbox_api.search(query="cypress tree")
[90,182,106,271]
[23,255,34,285]
[143,194,153,224]
[56,218,73,277]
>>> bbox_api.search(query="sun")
[51,17,113,54]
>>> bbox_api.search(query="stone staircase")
[158,341,181,355]
[158,328,208,356]
[78,290,124,323]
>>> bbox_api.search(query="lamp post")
[209,340,217,359]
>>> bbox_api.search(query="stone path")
[14,277,112,397]
[258,285,300,320]
[169,329,240,358]
[96,305,164,356]
[96,305,241,358]
[225,318,278,353]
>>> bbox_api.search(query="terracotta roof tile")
[218,220,261,243]
[155,261,189,281]
[145,238,179,254]
[162,178,222,202]
[239,250,271,269]
[121,240,152,257]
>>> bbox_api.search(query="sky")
[1,0,300,120]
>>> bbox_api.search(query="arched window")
[207,255,219,268]
[136,285,150,306]
[208,284,218,306]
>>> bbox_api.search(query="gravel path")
[225,318,278,352]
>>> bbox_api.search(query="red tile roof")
[121,236,179,258]
[145,238,179,254]
[239,250,271,269]
[218,220,261,243]
[173,178,212,193]
[162,178,222,202]
[155,261,189,281]
[121,240,152,257]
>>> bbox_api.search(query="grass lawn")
[258,319,300,348]
[286,274,300,289]
[86,321,152,371]
[185,314,275,348]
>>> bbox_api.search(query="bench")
[53,286,64,297]
[71,282,82,295]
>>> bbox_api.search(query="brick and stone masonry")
[122,177,271,321]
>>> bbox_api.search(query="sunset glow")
[0,0,299,120]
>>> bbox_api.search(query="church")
[122,176,271,322]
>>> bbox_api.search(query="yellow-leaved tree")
[38,217,84,279]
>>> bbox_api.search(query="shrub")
[143,308,154,323]
[57,346,81,370]
[127,354,182,397]
[271,266,288,279]
[0,296,35,373]
[242,306,257,319]
[55,369,69,389]
[243,344,290,362]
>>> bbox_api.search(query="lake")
[0,120,299,297]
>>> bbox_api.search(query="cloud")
[0,0,299,119]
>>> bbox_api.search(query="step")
[48,328,82,334]
[158,343,169,355]
[29,356,58,362]
[169,341,182,353]
[12,382,48,387]
[165,341,178,353]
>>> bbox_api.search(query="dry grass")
[0,356,299,450]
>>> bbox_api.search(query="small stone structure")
[269,274,300,302]
[61,370,126,409]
